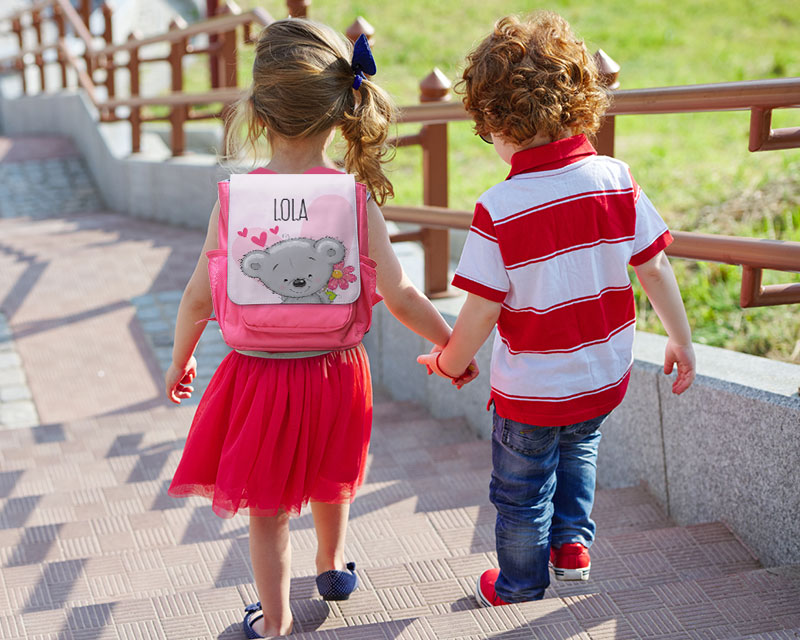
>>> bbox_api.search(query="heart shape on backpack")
[270,226,280,235]
[251,231,268,247]
[237,227,248,237]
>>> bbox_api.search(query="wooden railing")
[0,0,276,155]
[384,75,800,306]
[1,3,799,306]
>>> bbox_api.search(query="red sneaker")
[475,569,510,607]
[552,542,591,581]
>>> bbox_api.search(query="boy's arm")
[633,250,696,394]
[421,293,501,377]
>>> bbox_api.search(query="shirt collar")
[506,134,597,179]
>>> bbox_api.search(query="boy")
[418,12,695,605]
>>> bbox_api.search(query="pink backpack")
[207,167,380,352]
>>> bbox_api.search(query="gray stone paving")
[0,156,105,219]
[0,312,39,430]
[131,291,232,404]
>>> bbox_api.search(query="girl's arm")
[633,250,696,395]
[165,202,220,403]
[367,199,452,347]
[417,293,500,379]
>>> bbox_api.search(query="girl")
[164,18,474,639]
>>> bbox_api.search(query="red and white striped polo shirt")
[452,134,672,426]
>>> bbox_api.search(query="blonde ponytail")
[222,86,270,167]
[220,18,397,198]
[340,79,396,206]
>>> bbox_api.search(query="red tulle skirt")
[168,344,372,518]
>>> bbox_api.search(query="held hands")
[166,356,197,404]
[664,339,696,395]
[417,346,479,389]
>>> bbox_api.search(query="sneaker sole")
[474,576,493,607]
[553,564,590,581]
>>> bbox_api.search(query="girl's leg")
[310,501,350,573]
[249,512,293,637]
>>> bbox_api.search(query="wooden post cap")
[419,68,451,103]
[169,16,188,31]
[286,0,311,18]
[593,49,620,89]
[346,17,375,44]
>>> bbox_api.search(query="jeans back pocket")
[499,418,557,456]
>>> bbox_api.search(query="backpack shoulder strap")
[217,180,230,252]
[355,182,369,258]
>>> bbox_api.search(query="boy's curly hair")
[459,12,610,146]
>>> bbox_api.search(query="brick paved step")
[286,562,800,639]
[7,559,795,639]
[4,397,796,638]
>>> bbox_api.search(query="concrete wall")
[0,91,224,228]
[366,292,800,568]
[3,90,800,568]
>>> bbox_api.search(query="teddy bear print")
[240,236,346,304]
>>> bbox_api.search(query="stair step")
[3,396,795,638]
[11,561,794,639]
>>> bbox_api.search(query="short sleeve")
[452,203,509,302]
[629,179,673,266]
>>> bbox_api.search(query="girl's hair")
[459,12,610,145]
[224,19,396,205]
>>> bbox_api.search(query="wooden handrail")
[668,231,800,272]
[58,38,96,103]
[0,0,95,65]
[383,205,471,231]
[382,204,800,306]
[93,8,271,57]
[397,77,800,124]
[383,206,800,274]
[0,40,56,65]
[0,1,268,64]
[53,0,94,53]
[1,0,54,24]
[103,88,243,109]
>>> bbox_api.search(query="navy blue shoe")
[315,561,359,601]
[242,602,264,639]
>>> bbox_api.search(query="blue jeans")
[490,408,607,602]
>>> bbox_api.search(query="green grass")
[187,0,800,362]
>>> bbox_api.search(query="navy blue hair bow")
[350,34,376,90]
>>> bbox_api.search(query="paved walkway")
[1,135,799,639]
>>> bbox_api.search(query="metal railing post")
[593,49,620,157]
[419,68,452,297]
